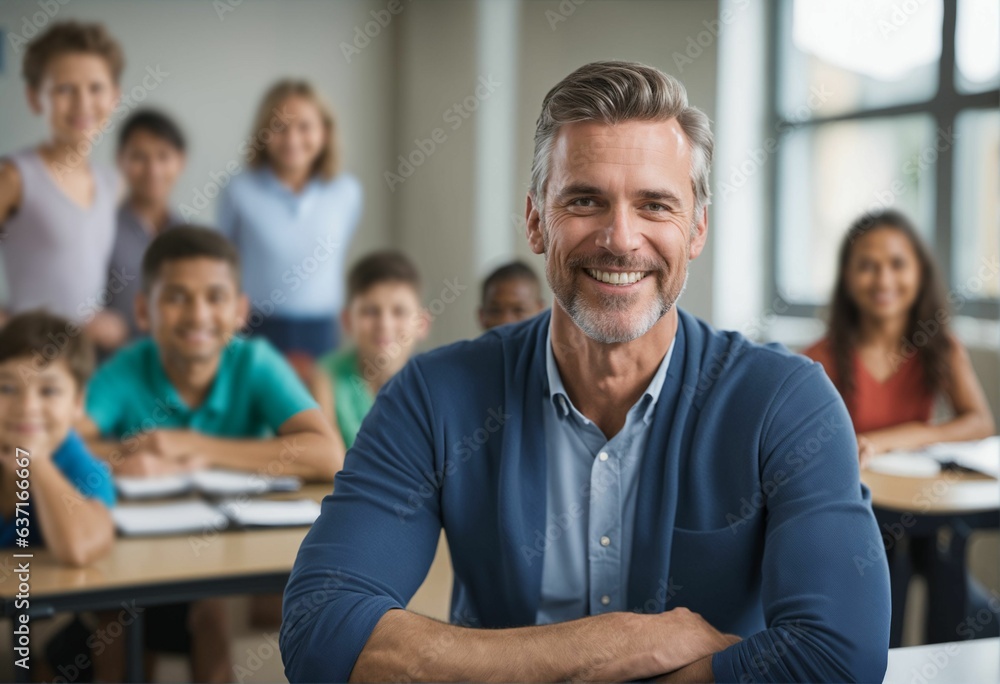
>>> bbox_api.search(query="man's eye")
[644,203,667,212]
[0,384,16,395]
[571,198,597,207]
[41,386,62,397]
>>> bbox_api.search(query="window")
[770,0,999,319]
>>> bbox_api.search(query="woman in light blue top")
[218,80,362,357]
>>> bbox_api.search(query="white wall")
[0,0,721,348]
[0,0,395,264]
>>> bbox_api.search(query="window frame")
[766,0,1000,321]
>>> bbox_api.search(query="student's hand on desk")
[857,435,877,468]
[117,450,205,477]
[141,429,205,461]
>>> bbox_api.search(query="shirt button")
[598,451,609,461]
[600,535,611,547]
[601,595,611,606]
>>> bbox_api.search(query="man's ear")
[526,194,545,255]
[477,306,487,331]
[134,291,151,333]
[689,205,709,261]
[339,307,352,339]
[72,388,85,423]
[109,84,122,115]
[235,292,250,330]
[416,307,431,342]
[26,86,42,115]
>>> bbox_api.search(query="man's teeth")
[586,269,646,285]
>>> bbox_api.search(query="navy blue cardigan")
[281,309,891,682]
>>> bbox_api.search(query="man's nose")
[597,205,641,255]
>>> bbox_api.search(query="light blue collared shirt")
[217,168,362,317]
[536,321,676,624]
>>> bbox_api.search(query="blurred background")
[0,0,997,679]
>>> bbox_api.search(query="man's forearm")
[350,608,722,683]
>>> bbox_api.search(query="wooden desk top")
[884,638,998,683]
[0,482,454,621]
[861,468,999,515]
[0,484,334,601]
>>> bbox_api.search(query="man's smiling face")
[528,118,708,344]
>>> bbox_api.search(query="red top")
[803,338,934,434]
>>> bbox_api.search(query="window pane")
[953,109,999,298]
[780,0,942,120]
[777,115,936,304]
[956,0,1000,93]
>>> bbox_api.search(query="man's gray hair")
[529,60,713,216]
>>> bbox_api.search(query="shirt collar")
[545,318,676,425]
[147,339,229,417]
[119,203,183,236]
[260,167,321,217]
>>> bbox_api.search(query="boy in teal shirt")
[314,251,427,448]
[78,226,340,682]
[80,226,341,480]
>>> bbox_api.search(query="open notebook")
[867,436,999,478]
[115,468,301,499]
[111,498,322,537]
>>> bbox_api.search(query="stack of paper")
[218,499,322,527]
[867,453,942,478]
[112,501,229,536]
[112,498,322,536]
[924,437,1000,478]
[116,468,301,499]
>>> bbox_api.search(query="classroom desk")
[861,465,1000,646]
[884,637,998,683]
[0,485,333,683]
[0,483,454,684]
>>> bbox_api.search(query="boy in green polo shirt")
[78,225,341,682]
[313,251,427,448]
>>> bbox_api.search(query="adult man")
[281,61,890,683]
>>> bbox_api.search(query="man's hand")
[653,629,741,683]
[571,608,740,682]
[646,608,740,677]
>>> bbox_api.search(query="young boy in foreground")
[78,226,341,682]
[0,311,115,566]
